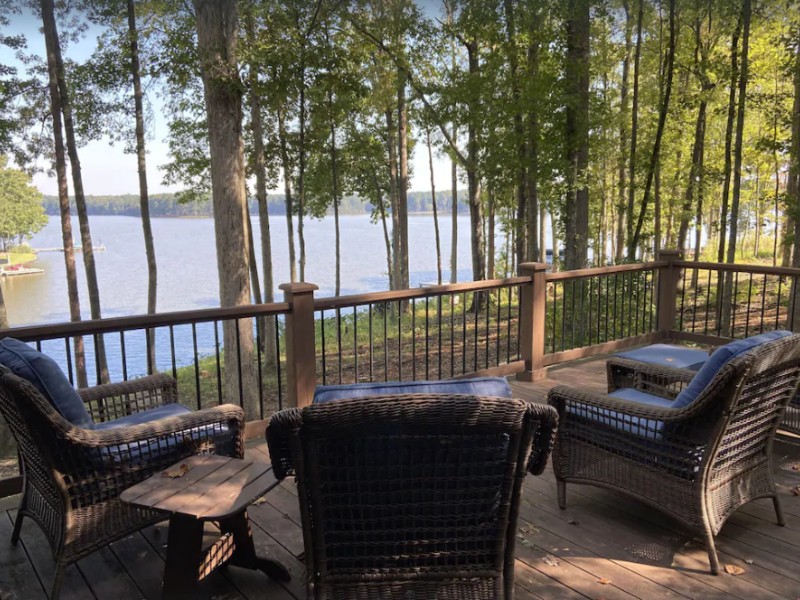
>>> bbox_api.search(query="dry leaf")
[253,497,267,506]
[520,538,534,548]
[162,463,189,478]
[597,578,611,585]
[744,559,754,565]
[542,554,560,567]
[791,486,800,497]
[724,564,745,575]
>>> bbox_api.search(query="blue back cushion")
[313,377,512,404]
[672,330,792,410]
[0,338,94,428]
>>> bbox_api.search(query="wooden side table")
[121,455,291,599]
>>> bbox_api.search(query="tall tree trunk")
[41,0,86,387]
[564,0,590,269]
[539,203,546,263]
[276,105,297,282]
[427,128,442,284]
[466,40,486,283]
[397,71,409,291]
[451,136,458,282]
[629,0,676,257]
[247,18,276,365]
[386,109,400,290]
[718,17,742,262]
[50,0,108,383]
[193,0,259,419]
[487,188,496,279]
[626,0,643,256]
[329,88,341,297]
[677,101,708,253]
[503,0,527,265]
[0,284,6,329]
[371,166,393,287]
[722,0,752,336]
[616,0,633,263]
[789,29,800,326]
[774,66,781,267]
[298,62,307,281]
[525,21,540,264]
[126,0,157,373]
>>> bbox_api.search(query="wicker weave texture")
[267,394,557,600]
[550,334,800,574]
[0,366,246,598]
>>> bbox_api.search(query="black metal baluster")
[398,300,403,380]
[450,293,456,377]
[776,276,784,329]
[462,292,467,374]
[759,274,768,333]
[170,325,177,380]
[506,286,512,363]
[384,302,389,381]
[612,274,619,341]
[437,295,443,379]
[275,314,283,411]
[496,287,502,365]
[353,306,358,383]
[120,331,128,381]
[744,273,754,338]
[336,308,343,385]
[192,323,201,410]
[412,298,417,381]
[255,318,264,418]
[733,271,740,336]
[425,296,430,379]
[473,292,479,372]
[678,267,688,332]
[320,310,327,385]
[65,338,74,385]
[485,290,491,368]
[369,303,374,382]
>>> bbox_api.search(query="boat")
[0,265,45,277]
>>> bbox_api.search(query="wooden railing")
[3,249,800,497]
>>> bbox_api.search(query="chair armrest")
[524,403,558,475]
[78,374,178,423]
[266,408,303,480]
[54,404,245,505]
[607,358,695,400]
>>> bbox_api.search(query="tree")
[0,156,47,250]
[192,0,260,419]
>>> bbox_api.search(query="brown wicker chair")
[0,366,245,599]
[549,333,800,574]
[267,394,558,600]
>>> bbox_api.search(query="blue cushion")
[313,377,512,404]
[567,388,670,440]
[93,403,193,430]
[615,344,708,370]
[608,387,674,409]
[0,337,94,428]
[672,330,793,410]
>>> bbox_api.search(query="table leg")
[220,510,291,582]
[163,513,204,599]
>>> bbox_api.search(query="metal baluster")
[744,273,754,338]
[759,274,768,333]
[412,298,417,381]
[320,310,327,385]
[337,308,343,385]
[353,306,358,383]
[275,314,283,411]
[170,325,177,380]
[120,331,128,381]
[369,303,374,382]
[192,323,201,410]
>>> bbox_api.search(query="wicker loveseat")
[0,342,245,599]
[548,331,800,574]
[267,393,558,599]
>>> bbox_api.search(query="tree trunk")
[629,0,676,257]
[487,188,496,280]
[193,0,259,419]
[503,0,527,265]
[718,17,742,263]
[298,62,307,281]
[722,0,752,336]
[539,203,546,263]
[246,19,276,366]
[616,0,632,263]
[386,109,400,290]
[50,0,108,383]
[276,106,297,282]
[427,129,442,284]
[329,88,341,297]
[789,29,800,327]
[397,71,409,291]
[126,0,157,373]
[465,40,486,283]
[451,135,458,282]
[41,0,86,388]
[525,25,540,264]
[626,0,643,257]
[564,0,590,269]
[371,166,393,287]
[677,100,708,253]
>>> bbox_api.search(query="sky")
[3,6,454,198]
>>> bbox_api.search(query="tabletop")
[120,455,278,521]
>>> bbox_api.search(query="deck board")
[2,356,799,599]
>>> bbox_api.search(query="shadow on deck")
[1,356,799,599]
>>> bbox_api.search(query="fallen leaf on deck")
[744,559,754,565]
[520,538,534,548]
[724,564,745,575]
[791,486,800,496]
[597,578,611,585]
[253,497,267,505]
[542,554,560,567]
[162,463,189,478]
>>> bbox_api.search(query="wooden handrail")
[545,261,665,281]
[674,260,800,277]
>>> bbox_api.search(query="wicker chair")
[548,333,800,574]
[0,366,245,598]
[267,394,558,600]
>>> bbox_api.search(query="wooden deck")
[2,356,800,600]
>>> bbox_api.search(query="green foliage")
[0,155,47,251]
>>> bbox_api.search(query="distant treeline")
[41,191,471,218]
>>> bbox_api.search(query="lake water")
[2,214,509,327]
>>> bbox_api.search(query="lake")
[2,213,512,327]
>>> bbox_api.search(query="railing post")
[516,262,548,382]
[280,282,318,408]
[656,249,681,339]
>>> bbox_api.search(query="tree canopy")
[0,155,47,251]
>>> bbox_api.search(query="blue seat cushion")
[568,388,671,440]
[313,377,512,404]
[0,337,94,428]
[615,344,708,370]
[672,330,793,410]
[93,403,193,430]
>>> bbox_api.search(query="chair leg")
[557,480,567,510]
[773,496,786,527]
[10,512,23,545]
[703,528,720,575]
